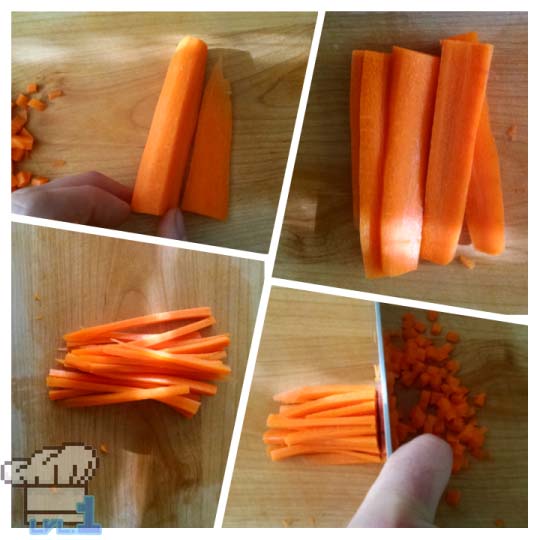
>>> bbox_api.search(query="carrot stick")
[63,307,211,342]
[181,60,232,220]
[445,32,505,255]
[162,334,230,354]
[279,391,376,418]
[262,429,291,445]
[306,401,376,418]
[314,436,379,450]
[274,384,374,404]
[380,47,439,276]
[284,426,377,446]
[358,51,391,278]
[159,395,200,416]
[420,40,494,264]
[47,375,141,393]
[48,389,96,400]
[350,50,365,229]
[28,98,47,111]
[270,445,380,461]
[57,384,190,408]
[132,36,208,216]
[305,453,383,465]
[267,414,376,430]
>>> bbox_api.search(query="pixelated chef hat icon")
[1,443,98,487]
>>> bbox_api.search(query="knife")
[374,302,393,459]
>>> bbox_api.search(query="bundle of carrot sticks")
[46,307,230,418]
[263,385,382,464]
[351,31,504,278]
[385,310,488,475]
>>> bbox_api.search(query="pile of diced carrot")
[351,31,504,278]
[46,307,230,418]
[11,82,64,190]
[385,310,489,474]
[263,385,382,464]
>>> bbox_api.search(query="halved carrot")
[48,389,96,400]
[380,47,439,276]
[273,384,374,404]
[420,40,493,264]
[132,36,208,216]
[163,334,230,354]
[350,50,365,228]
[16,171,32,188]
[26,82,38,93]
[358,51,391,278]
[181,60,232,220]
[11,114,27,134]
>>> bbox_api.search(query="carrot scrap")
[459,255,476,270]
[427,311,438,322]
[99,443,109,454]
[28,98,47,111]
[48,89,64,100]
[494,518,505,527]
[446,331,460,344]
[445,488,461,507]
[16,171,32,188]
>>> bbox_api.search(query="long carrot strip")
[159,395,200,416]
[350,50,365,228]
[380,47,439,276]
[273,384,374,404]
[181,60,232,220]
[57,384,190,408]
[262,429,291,445]
[279,391,375,418]
[64,307,212,342]
[270,445,380,462]
[284,426,377,446]
[47,375,141,393]
[306,401,376,418]
[305,453,383,465]
[420,40,494,264]
[358,51,391,278]
[267,414,376,430]
[48,389,96,400]
[164,334,230,354]
[132,36,208,216]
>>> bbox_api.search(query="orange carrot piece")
[273,384,373,404]
[445,488,461,506]
[446,331,460,344]
[31,177,49,186]
[472,393,486,407]
[358,51,391,278]
[421,40,494,264]
[304,452,383,465]
[48,89,64,100]
[57,383,190,408]
[431,322,442,336]
[268,414,376,430]
[11,114,27,134]
[380,47,439,276]
[181,60,232,220]
[270,445,380,462]
[12,148,25,162]
[280,390,376,418]
[16,171,32,188]
[27,83,38,93]
[48,389,96,400]
[427,311,438,322]
[47,375,136,393]
[350,50,365,229]
[284,427,377,446]
[63,307,212,342]
[458,254,476,269]
[159,395,201,416]
[132,36,208,216]
[15,94,29,108]
[28,98,47,111]
[307,401,376,418]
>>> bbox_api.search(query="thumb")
[157,208,187,241]
[348,434,452,528]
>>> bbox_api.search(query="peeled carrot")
[358,51,391,278]
[274,384,373,404]
[267,414,376,430]
[380,47,439,276]
[421,40,493,264]
[349,50,365,229]
[28,98,47,111]
[445,488,461,507]
[305,453,382,465]
[181,60,232,220]
[15,94,29,108]
[164,334,230,354]
[279,391,375,418]
[307,401,376,418]
[132,36,208,216]
[270,445,379,462]
[284,426,377,446]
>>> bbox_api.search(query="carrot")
[26,83,38,93]
[48,389,96,400]
[307,401,376,418]
[12,148,25,162]
[164,334,230,354]
[349,50,365,228]
[445,488,461,507]
[31,177,49,186]
[181,60,232,220]
[421,40,493,264]
[273,384,374,404]
[280,391,375,418]
[270,445,380,462]
[446,32,505,256]
[16,171,32,188]
[15,94,29,108]
[284,426,377,446]
[267,414,376,430]
[427,311,438,322]
[12,127,34,151]
[380,47,439,276]
[47,89,64,100]
[132,36,208,216]
[63,307,212,342]
[305,453,383,465]
[358,51,391,278]
[159,395,201,416]
[263,429,291,445]
[11,114,27,134]
[458,254,476,269]
[28,98,47,111]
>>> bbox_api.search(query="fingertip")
[157,208,187,240]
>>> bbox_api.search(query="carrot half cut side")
[181,60,233,221]
[350,50,365,229]
[420,40,494,265]
[131,36,208,216]
[358,51,392,278]
[380,47,439,276]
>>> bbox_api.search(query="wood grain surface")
[380,304,528,528]
[11,12,316,253]
[224,287,381,527]
[11,223,263,527]
[275,12,528,313]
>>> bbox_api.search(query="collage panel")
[11,223,263,527]
[11,11,317,253]
[224,286,527,527]
[274,11,527,314]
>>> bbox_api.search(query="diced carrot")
[15,94,29,108]
[472,393,486,407]
[11,114,27,134]
[427,311,438,322]
[12,148,25,162]
[494,518,505,527]
[28,98,47,111]
[430,322,442,336]
[48,89,64,100]
[445,488,461,506]
[99,443,109,454]
[26,82,38,93]
[414,321,427,333]
[446,331,460,344]
[16,171,32,188]
[31,177,49,186]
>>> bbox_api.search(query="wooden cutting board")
[380,304,528,528]
[275,12,527,314]
[223,288,527,527]
[11,12,316,253]
[11,223,263,527]
[224,287,381,527]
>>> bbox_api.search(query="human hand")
[348,434,452,528]
[11,171,187,240]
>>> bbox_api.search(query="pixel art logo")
[1,443,101,534]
